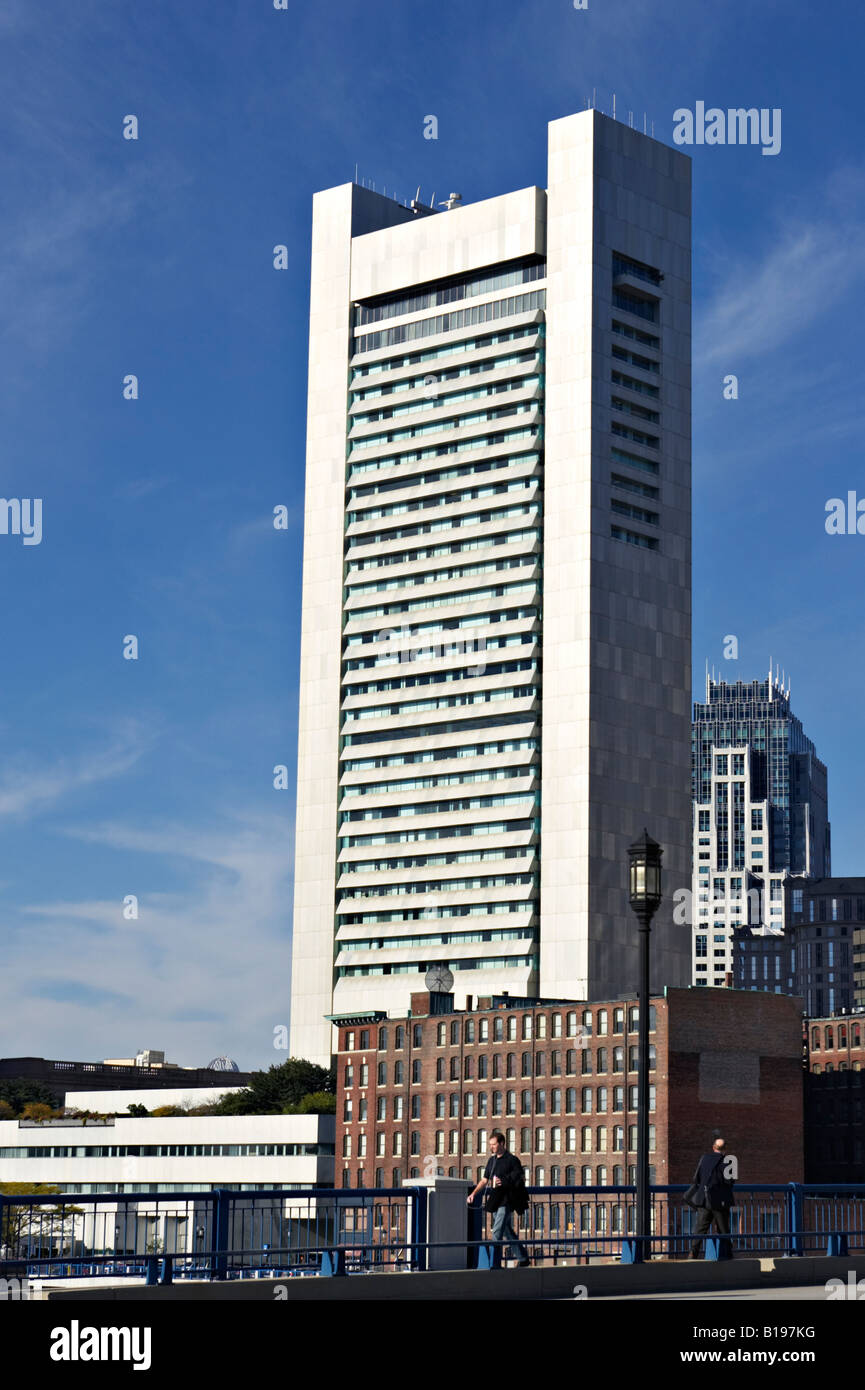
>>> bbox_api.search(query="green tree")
[19,1102,57,1124]
[0,1183,61,1254]
[287,1091,337,1115]
[210,1059,335,1116]
[0,1079,58,1116]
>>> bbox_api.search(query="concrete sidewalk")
[43,1255,865,1301]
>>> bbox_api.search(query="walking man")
[689,1136,735,1259]
[467,1130,530,1266]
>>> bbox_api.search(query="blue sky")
[1,0,863,1069]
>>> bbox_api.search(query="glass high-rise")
[691,672,830,989]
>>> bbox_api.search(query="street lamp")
[628,829,663,1264]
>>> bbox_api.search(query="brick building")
[333,986,804,1191]
[803,1011,865,1182]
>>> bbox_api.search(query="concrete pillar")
[407,1178,471,1271]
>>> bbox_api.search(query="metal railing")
[1,1183,863,1282]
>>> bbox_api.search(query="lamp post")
[628,829,663,1264]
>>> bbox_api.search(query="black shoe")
[517,1258,531,1267]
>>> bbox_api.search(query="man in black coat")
[467,1130,530,1266]
[689,1136,735,1259]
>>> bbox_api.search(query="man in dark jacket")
[689,1136,735,1259]
[467,1130,530,1266]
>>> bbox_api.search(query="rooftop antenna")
[612,92,616,121]
[439,192,462,210]
[705,657,710,700]
[643,113,647,134]
[354,162,358,183]
[629,110,633,128]
[651,120,654,137]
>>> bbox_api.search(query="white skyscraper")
[291,111,692,1064]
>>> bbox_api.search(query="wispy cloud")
[2,809,294,1068]
[696,183,865,370]
[0,722,155,819]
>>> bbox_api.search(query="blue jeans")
[491,1203,529,1262]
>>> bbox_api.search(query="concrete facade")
[291,111,692,1065]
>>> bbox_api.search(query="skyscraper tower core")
[291,111,692,1063]
[691,671,831,988]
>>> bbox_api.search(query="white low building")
[0,1111,336,1267]
[0,1112,335,1194]
[64,1085,241,1113]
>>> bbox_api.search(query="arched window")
[811,1027,821,1050]
[378,1027,388,1050]
[494,1016,504,1041]
[395,1026,405,1049]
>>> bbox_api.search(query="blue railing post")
[159,1255,173,1285]
[467,1201,483,1270]
[788,1184,804,1257]
[408,1187,427,1272]
[320,1248,347,1276]
[145,1256,158,1286]
[212,1189,230,1281]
